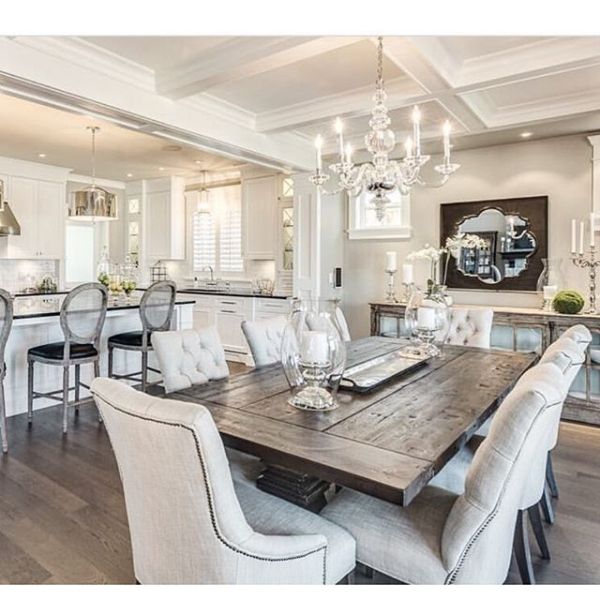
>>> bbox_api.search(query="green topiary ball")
[552,290,585,314]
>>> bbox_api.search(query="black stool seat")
[108,331,150,348]
[28,342,98,361]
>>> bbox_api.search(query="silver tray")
[339,349,429,393]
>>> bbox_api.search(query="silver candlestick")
[572,248,600,314]
[385,268,398,303]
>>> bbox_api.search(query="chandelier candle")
[571,217,600,313]
[309,36,460,223]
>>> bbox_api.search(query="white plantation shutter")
[192,211,216,271]
[219,201,243,272]
[191,183,243,275]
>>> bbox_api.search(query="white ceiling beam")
[155,36,362,100]
[255,77,428,133]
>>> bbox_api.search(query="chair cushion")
[109,330,147,347]
[28,342,98,361]
[322,485,457,584]
[234,480,356,584]
[225,447,264,485]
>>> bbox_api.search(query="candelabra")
[385,268,398,303]
[571,248,600,314]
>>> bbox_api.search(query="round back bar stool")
[0,289,14,452]
[107,281,176,392]
[27,282,108,434]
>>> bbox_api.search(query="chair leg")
[527,503,551,560]
[93,361,102,423]
[141,350,148,393]
[540,486,555,525]
[339,571,355,584]
[108,345,114,379]
[0,382,7,453]
[546,451,559,499]
[62,366,69,435]
[27,359,34,426]
[513,510,535,584]
[74,364,80,417]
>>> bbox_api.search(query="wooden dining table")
[158,337,537,508]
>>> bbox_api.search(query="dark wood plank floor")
[1,377,599,584]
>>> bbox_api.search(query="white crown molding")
[67,173,126,189]
[183,94,256,130]
[256,77,426,134]
[12,36,155,92]
[0,154,72,182]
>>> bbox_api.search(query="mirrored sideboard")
[370,301,600,425]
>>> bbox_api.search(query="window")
[348,189,411,240]
[191,184,243,275]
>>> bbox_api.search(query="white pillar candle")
[417,307,436,330]
[385,251,397,271]
[315,135,323,171]
[442,121,451,161]
[402,263,414,284]
[571,219,577,254]
[300,331,329,364]
[580,221,585,254]
[591,213,596,247]
[334,117,344,161]
[543,285,558,300]
[404,137,413,159]
[412,106,421,157]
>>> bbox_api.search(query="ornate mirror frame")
[440,196,548,292]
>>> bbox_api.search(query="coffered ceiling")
[79,35,600,154]
[2,35,600,170]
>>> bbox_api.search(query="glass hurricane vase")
[536,258,564,311]
[281,298,347,411]
[404,286,450,358]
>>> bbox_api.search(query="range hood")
[0,180,21,236]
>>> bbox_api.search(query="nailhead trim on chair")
[94,390,328,584]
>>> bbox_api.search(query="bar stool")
[0,288,14,452]
[27,283,108,434]
[107,281,176,392]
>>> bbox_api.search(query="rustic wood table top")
[163,337,537,506]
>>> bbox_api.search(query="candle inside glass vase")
[300,331,329,365]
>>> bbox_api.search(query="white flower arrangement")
[444,233,488,259]
[406,244,444,263]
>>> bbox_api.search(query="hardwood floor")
[0,389,599,584]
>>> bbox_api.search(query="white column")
[588,135,600,229]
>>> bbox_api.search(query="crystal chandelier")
[310,36,460,221]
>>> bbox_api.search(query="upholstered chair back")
[306,305,351,343]
[241,316,287,367]
[441,362,566,583]
[92,378,330,584]
[152,327,229,393]
[561,324,593,349]
[444,308,493,349]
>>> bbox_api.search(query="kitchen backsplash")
[0,259,59,293]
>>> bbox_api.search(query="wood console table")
[370,301,600,425]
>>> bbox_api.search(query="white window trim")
[347,189,412,240]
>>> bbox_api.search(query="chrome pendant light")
[69,126,117,221]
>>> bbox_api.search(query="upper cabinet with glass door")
[276,175,294,295]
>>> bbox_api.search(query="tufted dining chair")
[444,307,494,349]
[322,362,566,584]
[151,326,229,394]
[0,289,14,453]
[92,378,356,584]
[241,316,287,367]
[429,331,588,583]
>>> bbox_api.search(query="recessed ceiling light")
[520,131,533,138]
[126,173,133,178]
[38,153,46,158]
[195,160,202,165]
[158,167,165,171]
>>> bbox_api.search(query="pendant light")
[195,170,211,214]
[69,126,117,221]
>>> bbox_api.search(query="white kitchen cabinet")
[144,176,186,262]
[242,175,278,260]
[5,176,65,259]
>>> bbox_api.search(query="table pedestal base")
[257,464,331,513]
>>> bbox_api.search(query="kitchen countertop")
[13,296,194,320]
[176,288,290,300]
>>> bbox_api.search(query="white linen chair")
[321,361,566,584]
[444,307,494,349]
[429,332,588,583]
[151,326,229,394]
[92,378,356,584]
[241,316,287,367]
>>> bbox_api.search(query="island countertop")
[13,295,194,320]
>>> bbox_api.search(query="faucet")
[202,265,216,286]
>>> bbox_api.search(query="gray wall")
[343,134,592,338]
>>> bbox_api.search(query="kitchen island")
[4,294,194,417]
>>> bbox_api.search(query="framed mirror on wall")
[440,196,548,291]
